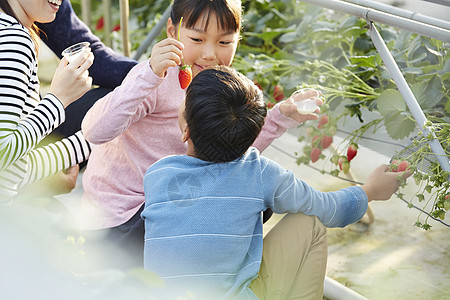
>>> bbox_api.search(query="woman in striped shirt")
[0,0,93,200]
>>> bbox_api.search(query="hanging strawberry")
[397,160,410,172]
[346,143,358,161]
[177,17,192,89]
[310,148,321,163]
[318,114,329,129]
[179,65,193,89]
[338,156,350,174]
[320,135,333,149]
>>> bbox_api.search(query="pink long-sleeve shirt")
[80,61,298,229]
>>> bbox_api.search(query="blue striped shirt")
[142,147,367,299]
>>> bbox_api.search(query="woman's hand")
[279,89,323,123]
[149,38,184,78]
[18,164,80,198]
[49,48,94,107]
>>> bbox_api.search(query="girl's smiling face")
[167,12,239,78]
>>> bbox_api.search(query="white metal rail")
[301,0,450,42]
[301,0,450,179]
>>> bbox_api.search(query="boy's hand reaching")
[150,38,184,78]
[279,89,323,123]
[361,164,412,202]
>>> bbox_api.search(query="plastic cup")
[61,42,90,63]
[295,98,318,114]
[290,89,319,114]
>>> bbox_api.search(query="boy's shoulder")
[145,148,271,175]
[146,154,187,172]
[145,148,265,173]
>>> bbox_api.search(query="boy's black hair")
[171,0,241,33]
[184,66,266,163]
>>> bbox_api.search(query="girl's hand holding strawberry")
[149,38,184,78]
[279,89,323,123]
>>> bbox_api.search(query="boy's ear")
[167,18,176,38]
[181,124,190,142]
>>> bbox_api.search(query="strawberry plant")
[233,2,449,230]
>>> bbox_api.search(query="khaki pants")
[249,213,327,300]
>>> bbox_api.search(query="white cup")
[61,42,90,63]
[290,89,319,114]
[295,98,318,114]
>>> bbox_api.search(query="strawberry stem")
[178,17,186,66]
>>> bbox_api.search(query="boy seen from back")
[142,66,408,299]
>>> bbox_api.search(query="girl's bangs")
[183,1,241,33]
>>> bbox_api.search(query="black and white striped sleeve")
[0,26,65,171]
[18,130,91,187]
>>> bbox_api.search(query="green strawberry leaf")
[342,26,367,38]
[411,75,443,109]
[377,89,405,118]
[350,55,377,68]
[384,113,416,140]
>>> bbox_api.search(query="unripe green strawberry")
[327,125,337,136]
[341,160,350,174]
[444,195,450,211]
[330,155,340,165]
[312,135,320,147]
[179,65,192,89]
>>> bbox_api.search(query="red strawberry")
[397,160,410,172]
[96,17,104,31]
[267,102,275,109]
[346,143,358,161]
[390,159,399,172]
[179,65,192,89]
[112,24,121,32]
[320,135,333,149]
[318,114,329,129]
[273,85,284,102]
[310,148,321,163]
[445,194,449,200]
